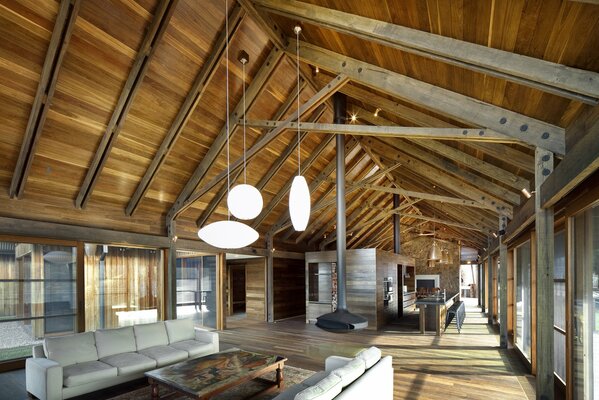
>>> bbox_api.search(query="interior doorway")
[228,264,246,318]
[460,263,479,299]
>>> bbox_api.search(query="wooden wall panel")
[244,258,266,321]
[273,257,304,320]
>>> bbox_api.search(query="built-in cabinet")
[305,249,415,330]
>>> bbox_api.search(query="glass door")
[175,251,217,329]
[571,204,599,399]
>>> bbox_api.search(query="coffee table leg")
[276,364,284,389]
[150,379,159,399]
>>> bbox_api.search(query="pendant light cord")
[243,60,246,184]
[296,27,301,176]
[225,0,230,219]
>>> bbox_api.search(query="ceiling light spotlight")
[521,188,533,199]
[492,232,498,238]
[314,65,319,74]
[373,108,381,117]
[350,113,357,123]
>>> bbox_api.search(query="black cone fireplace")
[316,93,368,332]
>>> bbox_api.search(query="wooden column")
[217,252,226,330]
[393,194,401,253]
[499,216,509,348]
[266,234,274,323]
[487,243,494,324]
[535,148,555,399]
[481,262,486,313]
[166,220,177,320]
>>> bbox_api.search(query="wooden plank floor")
[222,299,535,400]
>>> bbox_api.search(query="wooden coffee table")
[145,349,287,399]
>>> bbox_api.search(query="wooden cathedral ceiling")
[1,0,598,252]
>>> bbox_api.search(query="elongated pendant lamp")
[289,25,310,231]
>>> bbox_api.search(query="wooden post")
[481,262,485,313]
[393,194,401,253]
[217,252,226,330]
[266,234,274,323]
[499,216,508,348]
[166,220,177,320]
[487,241,494,324]
[535,148,555,399]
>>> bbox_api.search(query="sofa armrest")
[32,344,45,358]
[26,358,63,400]
[194,327,219,352]
[325,355,353,372]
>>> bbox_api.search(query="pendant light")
[198,0,258,249]
[441,247,449,264]
[289,25,310,231]
[227,51,263,220]
[427,219,441,261]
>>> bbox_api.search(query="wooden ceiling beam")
[170,73,348,222]
[243,120,517,142]
[541,106,599,208]
[126,5,246,216]
[357,110,531,192]
[291,41,565,155]
[166,46,284,219]
[380,137,521,205]
[195,79,309,228]
[365,137,513,217]
[9,0,81,199]
[75,0,178,209]
[258,0,599,104]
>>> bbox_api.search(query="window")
[571,204,599,398]
[0,241,77,362]
[175,251,217,329]
[554,230,566,382]
[515,240,532,361]
[84,245,163,331]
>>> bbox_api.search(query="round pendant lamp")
[228,183,263,220]
[198,220,258,249]
[228,52,263,220]
[290,175,310,231]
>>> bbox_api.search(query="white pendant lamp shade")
[289,175,310,231]
[43,250,74,264]
[198,220,259,249]
[227,184,263,220]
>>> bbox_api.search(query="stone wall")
[401,237,460,296]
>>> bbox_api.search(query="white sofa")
[273,347,393,400]
[26,319,219,400]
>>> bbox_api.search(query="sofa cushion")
[300,371,329,387]
[133,322,169,350]
[165,319,195,344]
[294,374,342,400]
[169,339,214,358]
[44,332,98,367]
[95,326,137,359]
[63,360,117,387]
[330,358,365,388]
[138,345,188,367]
[356,346,381,369]
[100,352,157,375]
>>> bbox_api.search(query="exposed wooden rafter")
[291,41,566,155]
[166,46,285,221]
[168,74,349,221]
[257,0,599,104]
[75,0,179,209]
[9,0,81,199]
[126,4,246,216]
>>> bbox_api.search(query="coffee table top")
[145,349,286,398]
